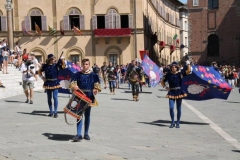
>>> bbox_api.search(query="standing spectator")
[115,65,121,88]
[225,67,234,91]
[31,52,39,81]
[2,47,9,74]
[9,51,16,65]
[233,69,239,88]
[2,39,7,47]
[101,62,108,89]
[21,58,36,104]
[107,62,116,94]
[14,42,22,55]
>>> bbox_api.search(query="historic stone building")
[0,0,183,65]
[188,0,240,65]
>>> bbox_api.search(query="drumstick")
[58,51,64,60]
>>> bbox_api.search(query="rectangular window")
[97,16,105,29]
[185,21,187,31]
[109,54,118,66]
[69,15,80,29]
[120,15,129,28]
[0,17,2,31]
[31,16,42,30]
[71,55,79,64]
[185,37,188,46]
[193,0,199,6]
[208,0,219,10]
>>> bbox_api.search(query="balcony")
[94,28,131,38]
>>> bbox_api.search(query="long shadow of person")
[139,119,209,127]
[18,111,64,117]
[43,133,73,141]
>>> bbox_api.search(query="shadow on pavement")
[139,120,209,127]
[226,101,240,103]
[5,100,25,103]
[232,150,240,153]
[111,98,133,101]
[98,93,108,94]
[159,89,166,91]
[156,96,167,98]
[18,111,64,117]
[43,133,73,141]
[124,90,152,94]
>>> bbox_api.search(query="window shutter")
[1,16,7,31]
[105,15,109,29]
[109,11,113,29]
[24,16,31,31]
[92,15,97,29]
[112,10,117,29]
[116,14,121,29]
[79,15,85,30]
[128,14,133,28]
[41,16,47,31]
[63,15,69,30]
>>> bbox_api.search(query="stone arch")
[66,46,84,64]
[28,8,44,16]
[104,46,122,65]
[66,7,82,15]
[106,7,119,14]
[29,47,46,63]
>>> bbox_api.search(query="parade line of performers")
[38,53,191,142]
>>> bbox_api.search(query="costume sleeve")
[160,74,168,87]
[93,73,102,92]
[38,64,46,77]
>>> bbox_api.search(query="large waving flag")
[141,54,162,87]
[49,26,57,35]
[182,66,232,100]
[73,26,81,35]
[23,28,34,35]
[35,23,42,35]
[58,61,81,94]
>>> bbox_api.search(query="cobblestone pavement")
[0,85,239,160]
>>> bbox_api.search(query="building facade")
[144,0,183,65]
[179,6,189,61]
[0,0,183,66]
[188,0,240,65]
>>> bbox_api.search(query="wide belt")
[46,78,58,81]
[170,87,181,90]
[81,89,92,92]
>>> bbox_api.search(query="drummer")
[69,58,101,141]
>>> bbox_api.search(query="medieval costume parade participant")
[69,58,101,141]
[161,61,191,128]
[100,62,108,89]
[39,54,66,118]
[125,60,143,101]
[107,62,117,95]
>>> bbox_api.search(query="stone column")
[5,0,14,50]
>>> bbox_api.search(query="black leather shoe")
[176,124,180,128]
[25,99,29,103]
[84,135,90,140]
[72,135,82,142]
[48,113,53,117]
[169,124,175,128]
[53,114,58,118]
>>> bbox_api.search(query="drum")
[64,89,92,125]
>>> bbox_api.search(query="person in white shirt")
[14,42,22,55]
[30,52,39,80]
[21,58,36,104]
[2,39,7,47]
